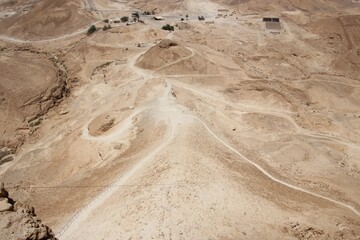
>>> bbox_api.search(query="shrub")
[121,16,129,22]
[103,25,111,31]
[162,24,174,31]
[181,18,184,21]
[103,19,109,23]
[132,12,140,21]
[198,16,205,21]
[87,25,97,35]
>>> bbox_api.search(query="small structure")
[153,16,164,21]
[263,17,281,34]
[263,17,280,23]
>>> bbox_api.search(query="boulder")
[0,198,12,212]
[0,182,9,198]
[14,202,35,215]
[0,148,11,159]
[0,184,57,239]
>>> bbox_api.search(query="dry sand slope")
[0,0,360,239]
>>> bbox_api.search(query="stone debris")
[0,182,57,240]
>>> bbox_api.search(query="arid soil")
[0,0,359,239]
[0,0,94,40]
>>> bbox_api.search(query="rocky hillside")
[0,182,57,240]
[0,0,94,40]
[0,46,70,165]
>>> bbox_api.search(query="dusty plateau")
[0,0,360,239]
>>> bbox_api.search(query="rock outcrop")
[0,182,57,240]
[0,47,70,165]
[158,39,178,49]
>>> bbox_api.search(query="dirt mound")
[0,182,57,240]
[88,115,115,136]
[0,0,93,40]
[0,47,69,161]
[136,39,192,70]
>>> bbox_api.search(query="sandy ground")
[0,0,360,239]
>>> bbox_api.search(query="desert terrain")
[0,0,360,239]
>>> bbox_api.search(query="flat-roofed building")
[263,17,281,33]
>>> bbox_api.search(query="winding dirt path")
[153,47,196,73]
[11,23,357,237]
[189,115,360,217]
[171,80,360,148]
[58,82,190,238]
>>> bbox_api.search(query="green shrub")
[103,25,111,31]
[162,24,174,31]
[133,12,140,19]
[121,16,129,22]
[87,25,97,35]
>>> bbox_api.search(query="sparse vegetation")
[87,25,97,35]
[186,14,189,20]
[121,16,129,22]
[133,12,140,22]
[162,24,175,31]
[103,25,111,31]
[143,11,152,15]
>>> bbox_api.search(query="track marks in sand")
[190,115,360,217]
